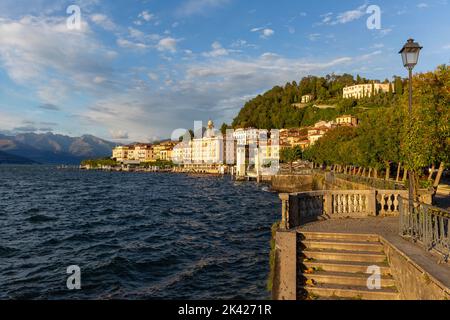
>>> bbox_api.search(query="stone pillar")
[279,193,290,230]
[272,230,297,300]
[368,190,377,216]
[324,191,333,216]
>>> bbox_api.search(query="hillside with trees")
[302,65,449,193]
[232,73,404,129]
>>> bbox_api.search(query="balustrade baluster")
[393,194,399,214]
[387,194,393,215]
[342,194,348,214]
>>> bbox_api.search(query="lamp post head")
[399,38,423,69]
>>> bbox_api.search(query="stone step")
[300,232,380,243]
[301,239,384,253]
[303,260,392,275]
[302,249,386,263]
[304,283,400,300]
[302,271,396,287]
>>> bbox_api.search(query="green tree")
[280,146,303,173]
[401,65,450,193]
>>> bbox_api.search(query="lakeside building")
[307,121,337,146]
[112,141,177,163]
[308,126,331,146]
[174,120,235,173]
[112,146,130,162]
[280,128,309,150]
[112,114,357,173]
[343,83,394,99]
[153,141,177,161]
[336,115,359,127]
[305,117,358,146]
[112,144,155,162]
[172,141,191,164]
[234,128,280,178]
[301,94,314,104]
[131,144,154,162]
[191,121,223,164]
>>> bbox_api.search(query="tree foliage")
[302,65,449,183]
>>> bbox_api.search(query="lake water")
[0,166,280,299]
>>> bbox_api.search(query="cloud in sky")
[319,4,368,25]
[139,10,154,22]
[202,41,241,57]
[90,13,117,31]
[251,27,275,39]
[110,129,129,140]
[1,0,449,141]
[0,15,116,102]
[176,0,230,16]
[157,37,178,52]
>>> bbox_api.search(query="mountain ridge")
[0,132,116,164]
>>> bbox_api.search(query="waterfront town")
[105,84,362,177]
[108,113,358,177]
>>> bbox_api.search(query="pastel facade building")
[301,94,314,104]
[133,144,154,162]
[336,115,359,127]
[112,144,154,162]
[343,83,393,99]
[307,126,332,146]
[234,128,280,177]
[153,141,177,161]
[191,121,223,164]
[112,146,129,162]
[280,128,309,150]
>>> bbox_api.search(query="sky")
[0,0,449,142]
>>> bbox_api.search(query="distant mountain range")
[0,132,116,165]
[0,150,37,164]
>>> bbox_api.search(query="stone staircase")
[297,232,400,300]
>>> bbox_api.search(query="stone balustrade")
[280,189,410,229]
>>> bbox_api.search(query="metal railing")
[326,172,406,190]
[399,196,450,260]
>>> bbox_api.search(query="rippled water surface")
[0,166,280,299]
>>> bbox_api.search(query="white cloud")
[176,0,230,16]
[93,76,106,84]
[320,5,368,25]
[0,15,116,105]
[230,39,257,49]
[75,51,378,141]
[378,28,392,37]
[109,129,129,140]
[157,37,178,52]
[202,41,240,57]
[417,3,429,8]
[148,72,159,81]
[90,14,117,31]
[117,38,149,49]
[262,28,274,39]
[251,27,275,39]
[139,10,155,22]
[308,33,321,41]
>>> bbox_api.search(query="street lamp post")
[399,38,423,210]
